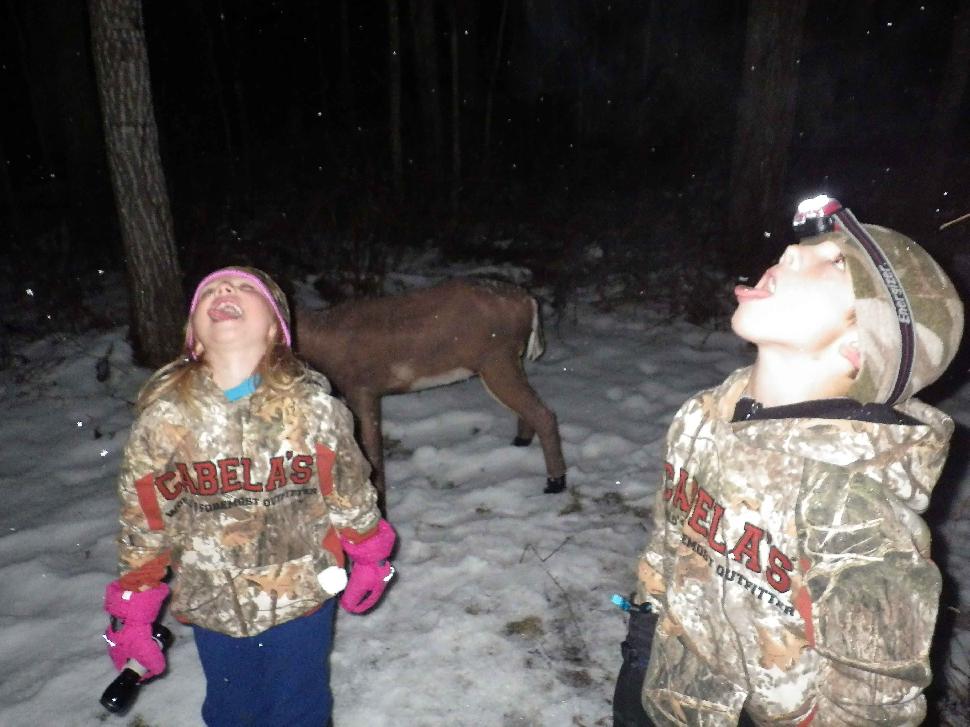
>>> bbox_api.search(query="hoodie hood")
[800,222,963,405]
[716,368,953,514]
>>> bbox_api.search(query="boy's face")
[190,275,279,357]
[731,239,856,356]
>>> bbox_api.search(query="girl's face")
[190,275,279,357]
[731,239,856,355]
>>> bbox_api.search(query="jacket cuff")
[118,552,171,591]
[338,522,380,544]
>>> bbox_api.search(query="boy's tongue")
[734,284,772,301]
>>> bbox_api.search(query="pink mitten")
[103,581,170,679]
[339,519,396,614]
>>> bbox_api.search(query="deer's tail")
[526,296,545,361]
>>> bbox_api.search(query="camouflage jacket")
[636,367,952,726]
[116,368,380,637]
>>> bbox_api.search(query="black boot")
[99,623,173,714]
[152,623,174,651]
[100,667,141,714]
[544,474,566,493]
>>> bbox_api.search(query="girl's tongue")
[208,300,243,321]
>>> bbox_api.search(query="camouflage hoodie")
[116,367,380,637]
[636,367,953,726]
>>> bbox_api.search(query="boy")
[614,196,964,726]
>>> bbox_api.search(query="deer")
[295,278,567,513]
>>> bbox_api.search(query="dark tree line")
[3,1,970,365]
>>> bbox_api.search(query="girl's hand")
[103,581,170,679]
[339,519,396,614]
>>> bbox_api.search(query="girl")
[103,267,395,726]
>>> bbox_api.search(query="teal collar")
[224,374,261,402]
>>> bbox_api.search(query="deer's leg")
[346,390,387,515]
[479,356,567,494]
[513,419,536,447]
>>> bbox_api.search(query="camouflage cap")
[826,225,963,404]
[184,266,292,353]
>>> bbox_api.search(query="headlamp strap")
[793,196,915,405]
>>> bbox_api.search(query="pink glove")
[103,581,170,679]
[339,519,396,614]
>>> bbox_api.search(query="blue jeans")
[192,599,336,727]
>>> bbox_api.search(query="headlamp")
[792,194,843,238]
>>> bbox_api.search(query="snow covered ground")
[1,263,967,726]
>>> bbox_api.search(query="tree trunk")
[6,0,55,176]
[409,0,444,183]
[727,0,808,261]
[0,129,22,249]
[312,0,332,151]
[388,0,403,197]
[195,2,236,216]
[338,0,354,120]
[924,2,970,228]
[454,0,480,137]
[217,0,254,217]
[89,0,184,368]
[482,0,509,165]
[634,0,663,140]
[449,1,462,218]
[12,0,120,272]
[48,0,118,269]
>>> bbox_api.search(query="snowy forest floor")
[1,257,968,726]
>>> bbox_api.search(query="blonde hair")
[136,341,308,413]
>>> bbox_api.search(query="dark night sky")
[2,0,969,307]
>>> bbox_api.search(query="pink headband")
[185,269,292,352]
